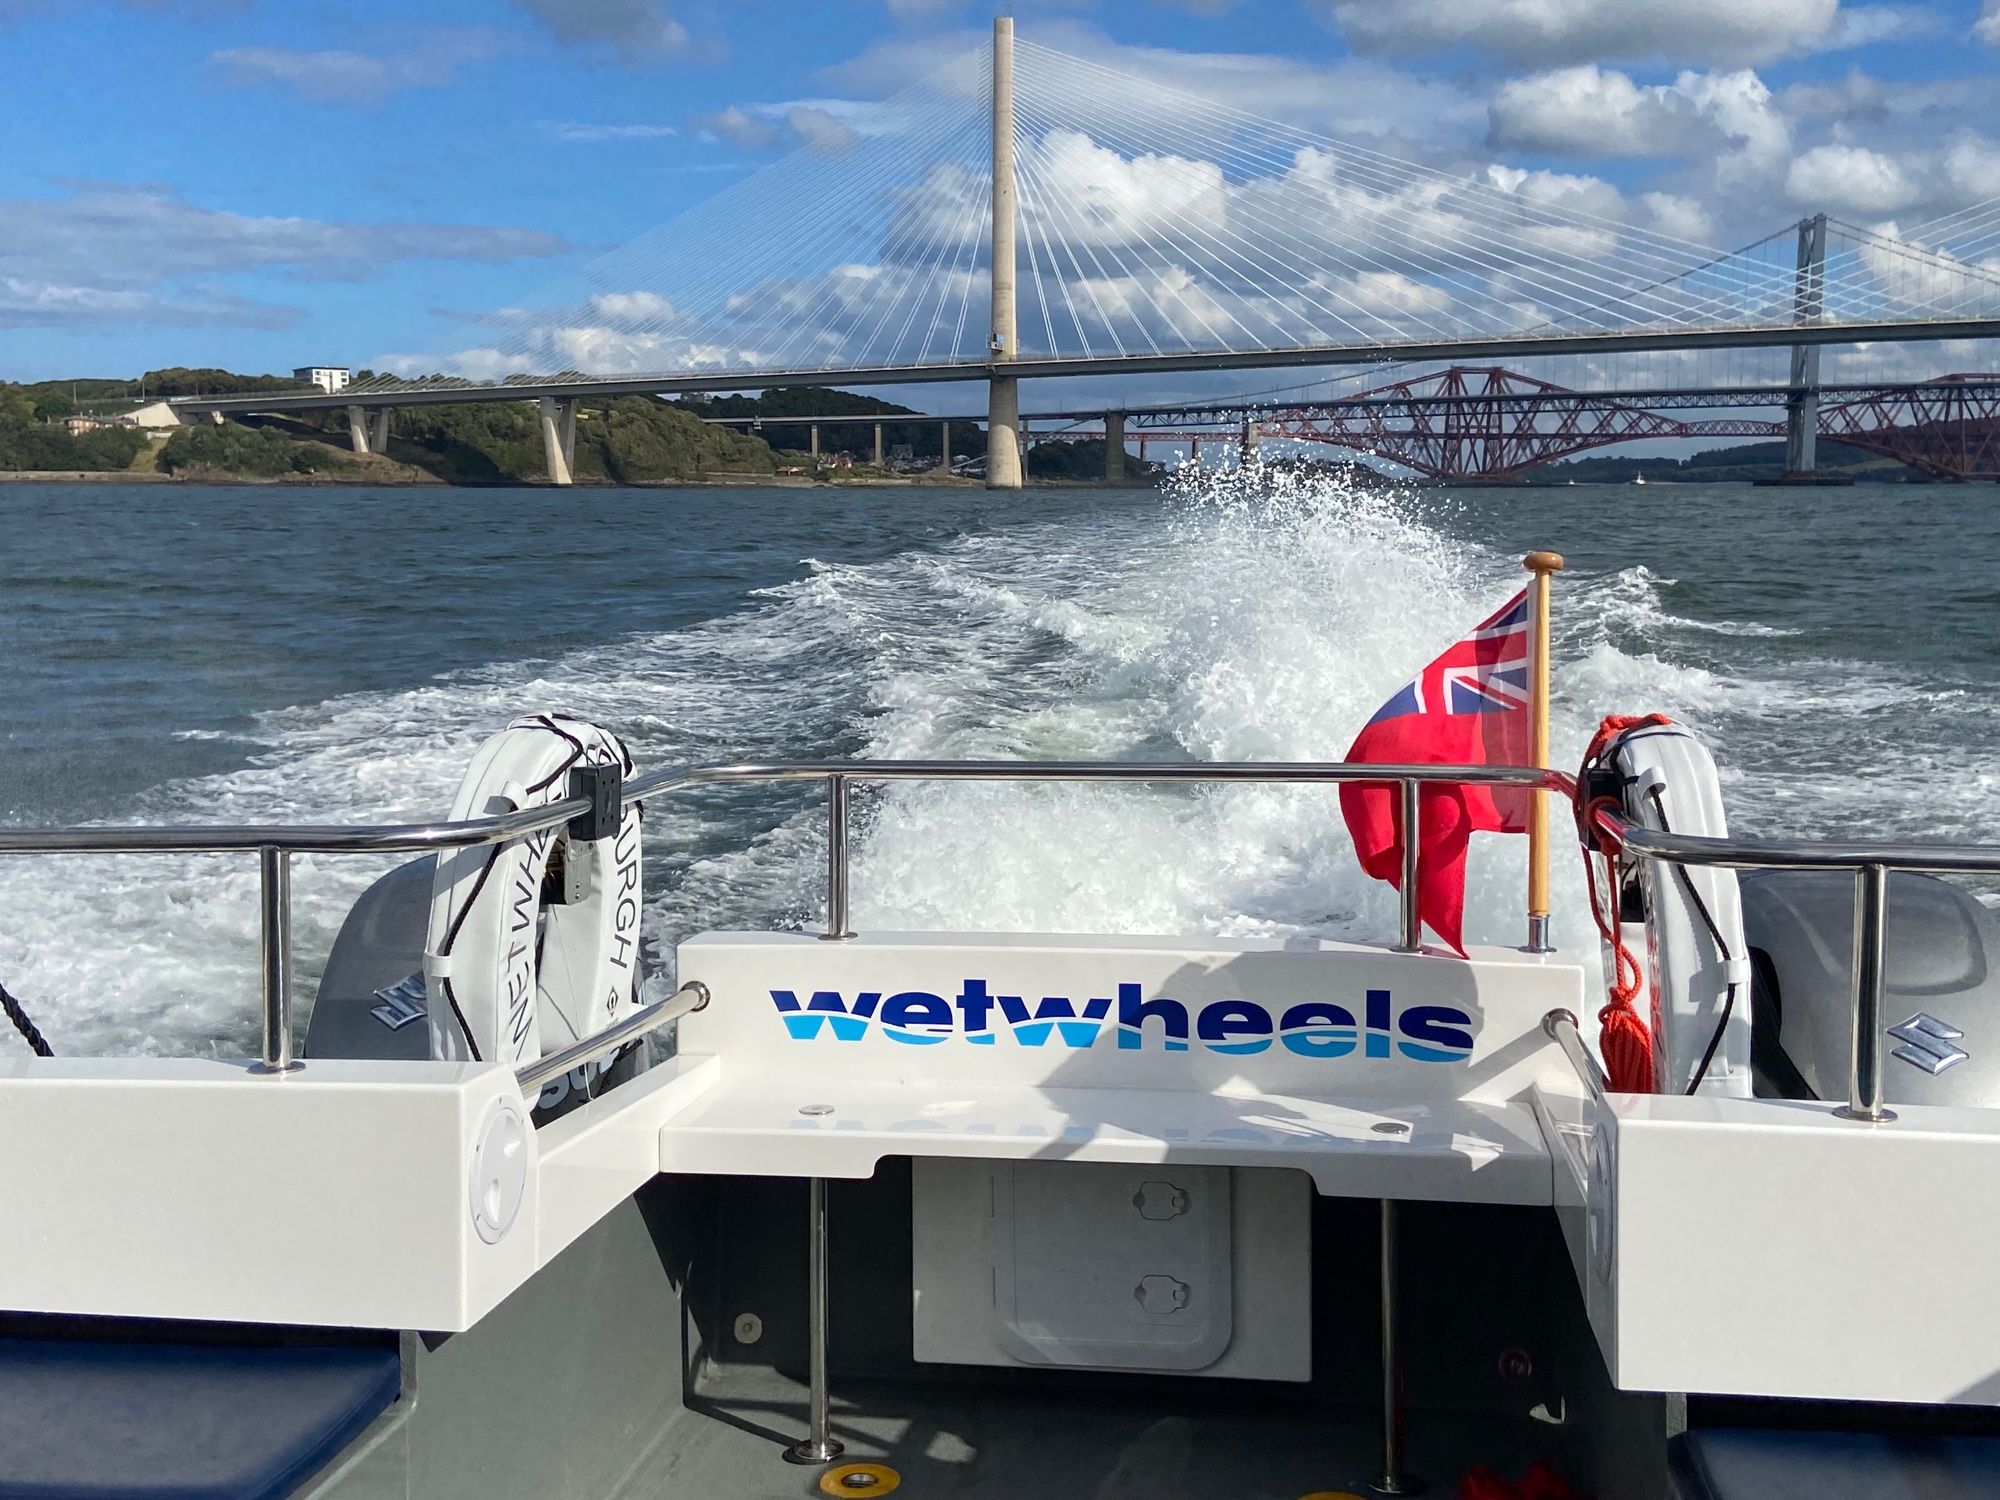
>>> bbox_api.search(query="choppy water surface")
[2,474,1994,1054]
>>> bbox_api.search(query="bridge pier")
[936,420,951,475]
[367,408,392,455]
[1104,412,1125,483]
[1239,415,1261,467]
[987,386,1022,487]
[1782,214,1828,481]
[809,424,820,461]
[985,17,1022,491]
[346,405,370,455]
[873,422,884,468]
[538,397,577,486]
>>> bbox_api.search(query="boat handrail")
[1585,803,2000,1124]
[0,759,1567,1081]
[1541,1008,1609,1105]
[8,758,1996,1128]
[516,980,709,1096]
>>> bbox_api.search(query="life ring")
[423,715,644,1072]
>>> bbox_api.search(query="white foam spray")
[2,466,1983,1056]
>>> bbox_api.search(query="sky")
[3,0,1999,397]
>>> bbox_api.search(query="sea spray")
[843,461,1605,961]
[5,474,1988,1057]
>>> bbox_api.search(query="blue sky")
[2,0,1997,388]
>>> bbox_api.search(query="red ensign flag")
[1340,590,1535,955]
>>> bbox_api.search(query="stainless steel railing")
[1588,803,2000,1123]
[0,758,1564,1081]
[1541,1008,1609,1104]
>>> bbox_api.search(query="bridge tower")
[1783,213,1828,480]
[986,16,1023,490]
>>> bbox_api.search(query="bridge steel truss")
[1120,368,2000,482]
[1815,375,2000,481]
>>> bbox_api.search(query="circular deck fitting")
[799,1104,835,1116]
[1370,1121,1410,1135]
[784,1438,846,1466]
[820,1462,900,1495]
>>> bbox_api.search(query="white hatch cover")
[994,1161,1231,1370]
[912,1158,1311,1380]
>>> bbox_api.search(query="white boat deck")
[653,1067,1553,1203]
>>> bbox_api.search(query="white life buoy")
[423,715,644,1071]
[1605,721,1753,1095]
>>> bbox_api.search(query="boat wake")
[0,468,1987,1056]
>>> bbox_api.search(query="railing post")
[822,774,854,941]
[1834,863,1896,1123]
[1370,1198,1421,1495]
[1398,778,1422,952]
[251,845,299,1073]
[783,1177,844,1466]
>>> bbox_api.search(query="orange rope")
[1575,714,1672,1093]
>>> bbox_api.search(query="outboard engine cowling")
[1742,870,2000,1107]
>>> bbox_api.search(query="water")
[2,475,1994,1056]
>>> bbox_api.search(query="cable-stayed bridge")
[176,19,2000,487]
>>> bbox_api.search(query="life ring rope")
[424,716,643,1074]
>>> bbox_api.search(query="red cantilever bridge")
[1120,368,2000,482]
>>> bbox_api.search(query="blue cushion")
[0,1336,400,1500]
[1677,1427,2000,1500]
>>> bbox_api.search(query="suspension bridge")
[174,19,2000,487]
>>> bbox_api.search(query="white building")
[293,366,351,395]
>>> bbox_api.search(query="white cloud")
[1850,229,2000,315]
[1490,65,1681,156]
[587,290,675,322]
[1324,0,1847,66]
[1311,270,1454,315]
[0,183,572,331]
[512,0,694,62]
[1640,191,1715,243]
[1676,69,1795,190]
[1019,130,1229,248]
[688,98,905,154]
[1977,0,2000,41]
[209,33,505,103]
[785,106,860,151]
[1819,5,1933,49]
[824,23,1484,145]
[1488,64,1791,190]
[1943,136,2000,202]
[1484,165,1625,257]
[1786,142,1919,213]
[542,120,679,142]
[690,105,785,150]
[0,276,292,331]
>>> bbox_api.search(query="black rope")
[1644,784,1740,1094]
[0,978,53,1057]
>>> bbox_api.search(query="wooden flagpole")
[1523,550,1565,953]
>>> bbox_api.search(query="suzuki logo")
[370,973,429,1032]
[1888,1012,1968,1076]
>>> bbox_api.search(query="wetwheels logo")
[767,980,1474,1063]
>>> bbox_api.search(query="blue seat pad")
[1678,1426,2000,1500]
[0,1335,399,1500]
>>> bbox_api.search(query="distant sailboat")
[1633,473,1647,485]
